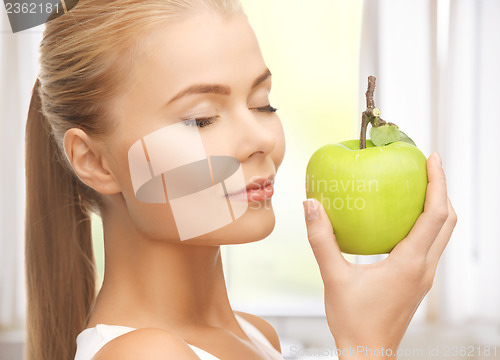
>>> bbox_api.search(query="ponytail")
[25,79,97,360]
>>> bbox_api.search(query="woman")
[24,0,457,359]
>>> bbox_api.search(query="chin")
[182,200,276,246]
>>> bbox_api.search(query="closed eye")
[183,117,219,128]
[182,105,277,129]
[253,105,278,113]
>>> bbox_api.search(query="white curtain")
[360,0,500,324]
[440,0,500,324]
[0,10,42,332]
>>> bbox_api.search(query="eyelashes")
[183,105,278,128]
[183,117,217,128]
[255,104,278,113]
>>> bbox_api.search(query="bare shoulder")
[235,311,281,352]
[92,328,200,360]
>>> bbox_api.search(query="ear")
[63,128,121,195]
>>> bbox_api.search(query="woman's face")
[103,11,286,245]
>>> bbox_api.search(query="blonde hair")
[25,1,243,359]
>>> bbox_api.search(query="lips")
[245,174,275,191]
[228,174,275,196]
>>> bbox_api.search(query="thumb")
[303,199,347,284]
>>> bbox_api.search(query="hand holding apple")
[302,153,457,358]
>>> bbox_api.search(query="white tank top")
[74,313,283,360]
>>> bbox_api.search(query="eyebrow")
[166,68,272,105]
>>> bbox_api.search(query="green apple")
[305,139,427,254]
[305,76,428,255]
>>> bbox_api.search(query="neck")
[89,201,235,330]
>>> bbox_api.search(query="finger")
[303,198,347,284]
[405,152,449,254]
[428,197,458,265]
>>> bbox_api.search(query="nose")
[231,107,277,161]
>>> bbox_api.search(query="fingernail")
[303,199,319,223]
[434,152,442,168]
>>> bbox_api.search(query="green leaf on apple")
[369,124,400,146]
[398,130,417,146]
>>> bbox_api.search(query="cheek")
[112,118,284,245]
[120,124,251,243]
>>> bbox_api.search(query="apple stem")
[366,76,376,109]
[359,76,388,149]
[360,112,370,150]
